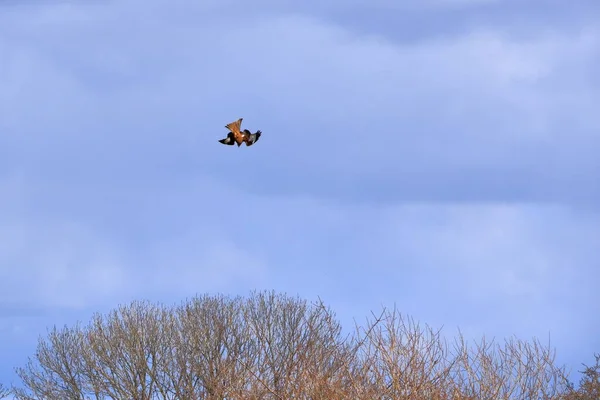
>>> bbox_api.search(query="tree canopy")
[3,291,584,399]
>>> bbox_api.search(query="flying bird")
[219,118,262,147]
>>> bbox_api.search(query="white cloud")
[147,231,269,295]
[0,173,270,310]
[0,211,269,310]
[0,217,127,309]
[2,3,597,205]
[0,0,597,382]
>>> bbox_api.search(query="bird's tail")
[225,118,243,135]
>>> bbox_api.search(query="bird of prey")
[218,118,262,147]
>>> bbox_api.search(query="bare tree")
[80,301,170,399]
[10,291,574,399]
[0,383,10,399]
[167,294,252,399]
[562,353,600,400]
[13,323,88,399]
[351,306,455,399]
[348,306,570,400]
[240,291,353,399]
[451,333,569,400]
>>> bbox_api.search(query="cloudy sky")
[1,0,599,387]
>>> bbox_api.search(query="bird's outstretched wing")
[218,131,236,145]
[244,130,262,146]
[220,118,261,147]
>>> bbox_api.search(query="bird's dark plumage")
[243,129,261,146]
[218,131,236,145]
[218,118,262,147]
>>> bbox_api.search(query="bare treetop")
[9,291,574,399]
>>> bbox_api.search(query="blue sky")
[1,0,599,387]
